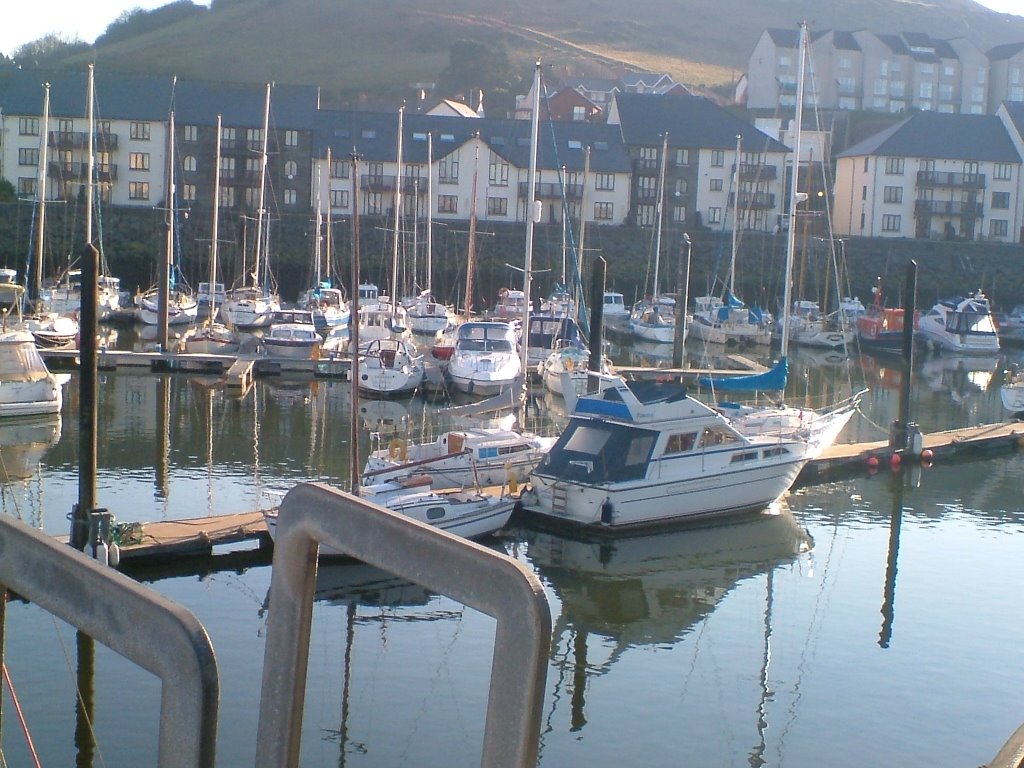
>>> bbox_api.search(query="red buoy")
[920,449,934,462]
[867,455,880,468]
[890,452,902,468]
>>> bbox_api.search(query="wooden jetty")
[112,510,270,562]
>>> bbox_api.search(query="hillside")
[39,0,1024,110]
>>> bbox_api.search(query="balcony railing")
[914,199,984,217]
[517,181,583,200]
[48,131,119,150]
[729,191,776,209]
[361,174,396,192]
[916,171,986,189]
[48,161,118,181]
[731,163,778,181]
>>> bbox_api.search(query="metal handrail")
[0,515,219,768]
[256,482,551,768]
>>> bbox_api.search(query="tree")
[435,40,524,116]
[13,34,90,66]
[0,179,15,204]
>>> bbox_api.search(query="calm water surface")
[1,336,1023,767]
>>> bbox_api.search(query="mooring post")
[71,243,100,551]
[588,256,606,385]
[890,259,918,452]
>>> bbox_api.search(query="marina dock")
[112,510,271,562]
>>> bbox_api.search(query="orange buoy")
[890,452,902,468]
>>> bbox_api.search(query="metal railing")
[256,482,551,768]
[0,515,219,768]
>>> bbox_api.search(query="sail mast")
[519,60,542,387]
[253,83,271,290]
[210,115,222,320]
[464,140,479,317]
[651,131,669,302]
[85,64,95,247]
[780,21,808,358]
[730,133,741,294]
[390,104,404,323]
[33,84,50,304]
[425,132,433,295]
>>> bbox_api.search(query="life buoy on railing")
[388,438,408,462]
[564,357,575,371]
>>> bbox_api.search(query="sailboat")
[221,83,282,329]
[688,134,771,347]
[404,134,455,335]
[707,21,861,454]
[629,133,679,345]
[183,115,239,354]
[35,65,123,322]
[301,150,350,336]
[135,107,199,326]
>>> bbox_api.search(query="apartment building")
[832,111,1023,242]
[608,92,790,233]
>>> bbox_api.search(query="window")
[778,55,791,68]
[881,214,901,232]
[487,197,508,216]
[919,82,933,99]
[18,177,36,196]
[96,151,112,175]
[183,155,197,173]
[129,152,150,171]
[19,117,39,136]
[710,150,725,167]
[331,159,350,179]
[672,205,687,223]
[636,204,656,227]
[884,157,904,175]
[839,56,851,70]
[326,189,346,208]
[992,191,1010,209]
[638,146,658,166]
[183,125,198,142]
[674,148,689,165]
[883,186,903,204]
[994,163,1013,181]
[594,202,613,220]
[595,173,615,191]
[938,84,953,101]
[18,148,38,166]
[246,158,261,175]
[219,186,235,207]
[129,181,150,200]
[284,189,297,205]
[438,154,459,184]
[708,207,722,224]
[130,122,151,141]
[284,160,298,178]
[246,127,263,149]
[182,184,197,202]
[572,106,587,121]
[862,185,867,201]
[710,178,723,192]
[285,129,299,147]
[220,157,235,179]
[362,129,377,140]
[245,187,260,207]
[488,154,509,186]
[864,157,869,172]
[990,219,1009,237]
[438,194,458,213]
[666,432,697,454]
[221,126,236,143]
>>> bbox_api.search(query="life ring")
[564,356,575,371]
[388,438,408,462]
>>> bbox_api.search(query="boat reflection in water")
[526,506,810,650]
[0,415,61,483]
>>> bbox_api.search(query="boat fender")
[600,498,614,525]
[388,438,408,462]
[506,462,518,495]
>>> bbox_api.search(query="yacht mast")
[651,131,669,302]
[253,83,271,291]
[390,104,404,323]
[210,115,222,320]
[519,61,542,389]
[780,22,808,358]
[33,84,50,304]
[730,133,741,294]
[425,132,433,295]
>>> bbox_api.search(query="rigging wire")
[2,662,44,768]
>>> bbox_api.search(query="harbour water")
[2,333,1023,767]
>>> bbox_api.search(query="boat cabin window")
[665,432,697,454]
[538,421,656,483]
[699,426,741,448]
[426,506,446,521]
[946,311,996,335]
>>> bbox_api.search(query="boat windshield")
[947,311,996,335]
[536,419,656,483]
[0,339,51,382]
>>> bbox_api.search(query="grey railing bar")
[256,482,551,768]
[0,515,218,768]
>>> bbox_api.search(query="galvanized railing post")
[257,482,551,768]
[0,515,218,768]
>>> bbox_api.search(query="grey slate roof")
[612,92,789,153]
[989,42,1024,60]
[836,112,1021,163]
[312,110,633,173]
[0,67,319,129]
[832,31,861,52]
[1001,101,1024,135]
[765,27,829,49]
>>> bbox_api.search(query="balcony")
[517,181,583,200]
[48,131,119,150]
[635,158,660,172]
[48,161,118,182]
[729,191,776,209]
[914,199,984,217]
[731,163,778,181]
[361,174,397,192]
[916,171,986,189]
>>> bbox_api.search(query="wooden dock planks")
[114,510,270,561]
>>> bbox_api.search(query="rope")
[53,616,107,768]
[2,663,43,768]
[854,401,892,437]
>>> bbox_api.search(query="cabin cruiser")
[519,373,814,531]
[446,321,521,397]
[0,331,63,416]
[355,338,424,397]
[261,309,322,360]
[916,292,1000,355]
[774,300,853,350]
[688,292,771,346]
[629,296,679,344]
[601,291,631,334]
